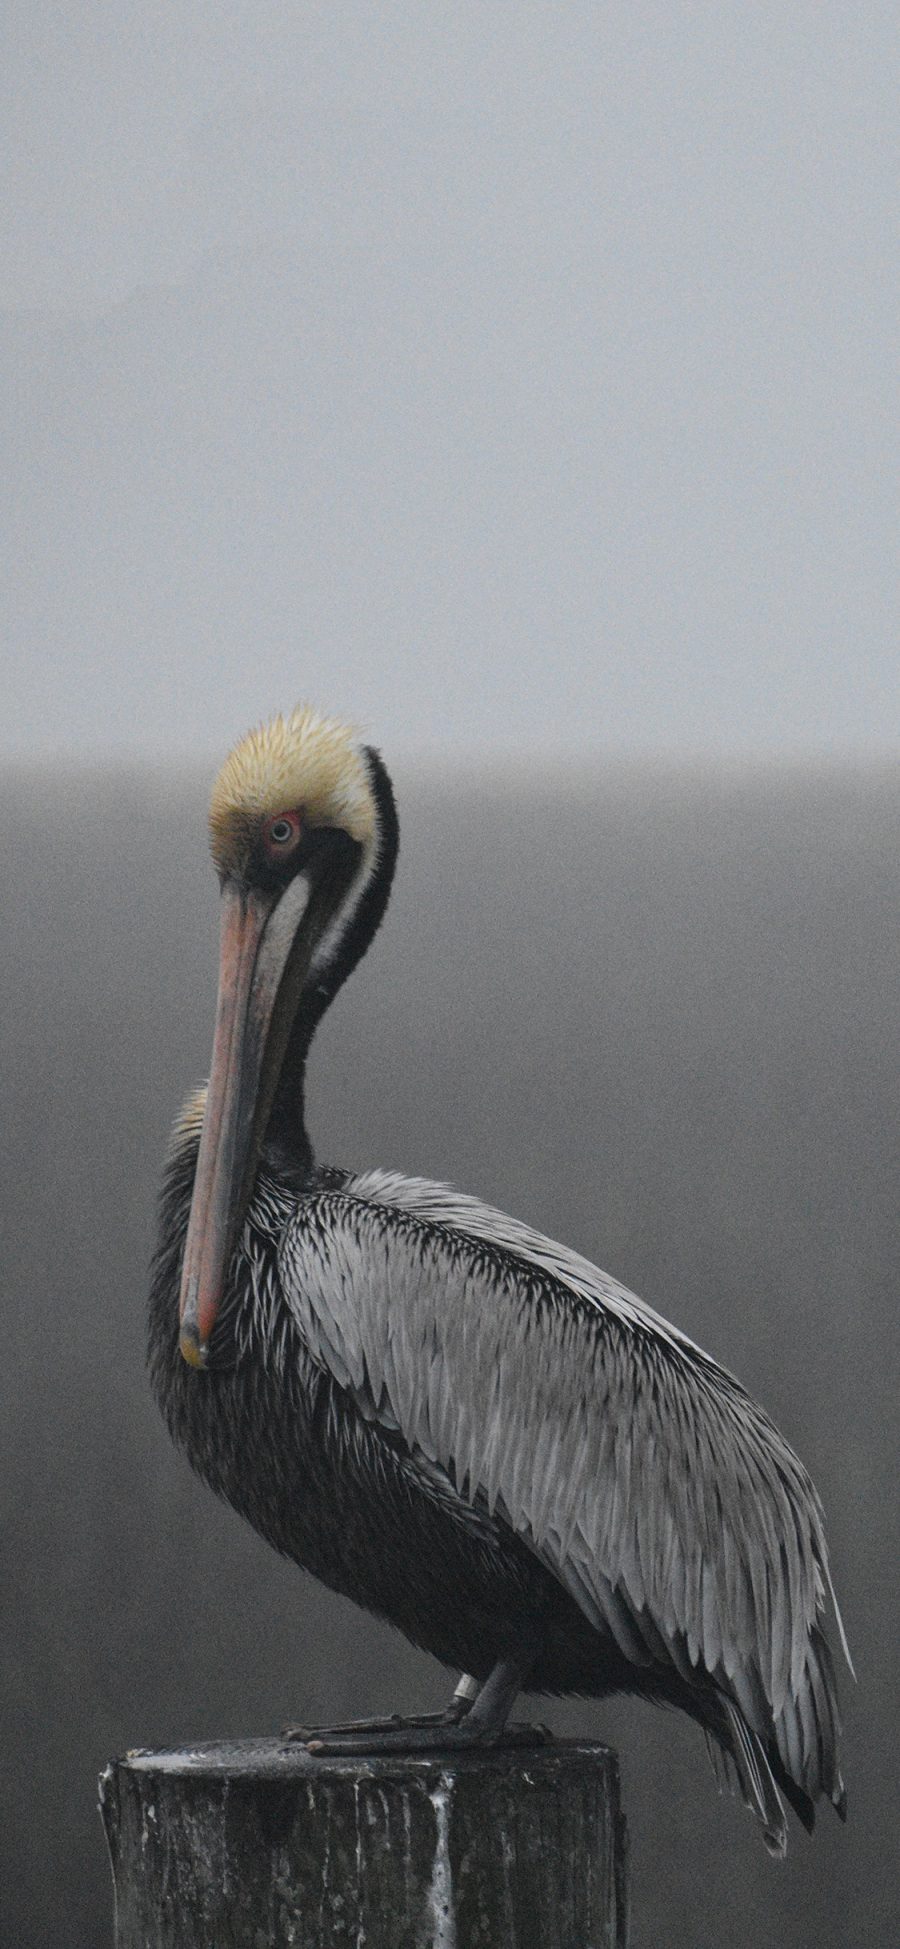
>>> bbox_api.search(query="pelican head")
[178,706,390,1369]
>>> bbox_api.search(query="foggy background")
[2,2,896,765]
[2,764,898,1949]
[3,4,898,1946]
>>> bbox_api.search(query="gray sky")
[3,2,896,762]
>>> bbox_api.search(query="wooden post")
[100,1737,628,1948]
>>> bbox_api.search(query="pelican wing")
[279,1168,846,1809]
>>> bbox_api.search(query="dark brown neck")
[262,748,399,1179]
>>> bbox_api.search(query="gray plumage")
[277,1166,849,1847]
[150,711,849,1858]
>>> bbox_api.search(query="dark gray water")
[1,761,897,1948]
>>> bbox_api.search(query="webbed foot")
[298,1719,551,1756]
[282,1698,469,1744]
[284,1656,552,1757]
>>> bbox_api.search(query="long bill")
[178,875,312,1367]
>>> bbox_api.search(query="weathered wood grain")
[100,1737,628,1947]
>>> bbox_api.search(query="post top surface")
[110,1735,617,1786]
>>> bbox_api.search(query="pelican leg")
[289,1658,550,1756]
[282,1673,477,1744]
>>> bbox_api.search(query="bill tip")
[179,1322,208,1370]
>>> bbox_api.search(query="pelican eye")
[262,812,303,857]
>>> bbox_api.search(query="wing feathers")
[722,1703,788,1857]
[278,1170,845,1821]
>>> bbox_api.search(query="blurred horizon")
[4,6,897,1939]
[3,747,899,785]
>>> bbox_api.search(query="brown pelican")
[149,705,850,1855]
